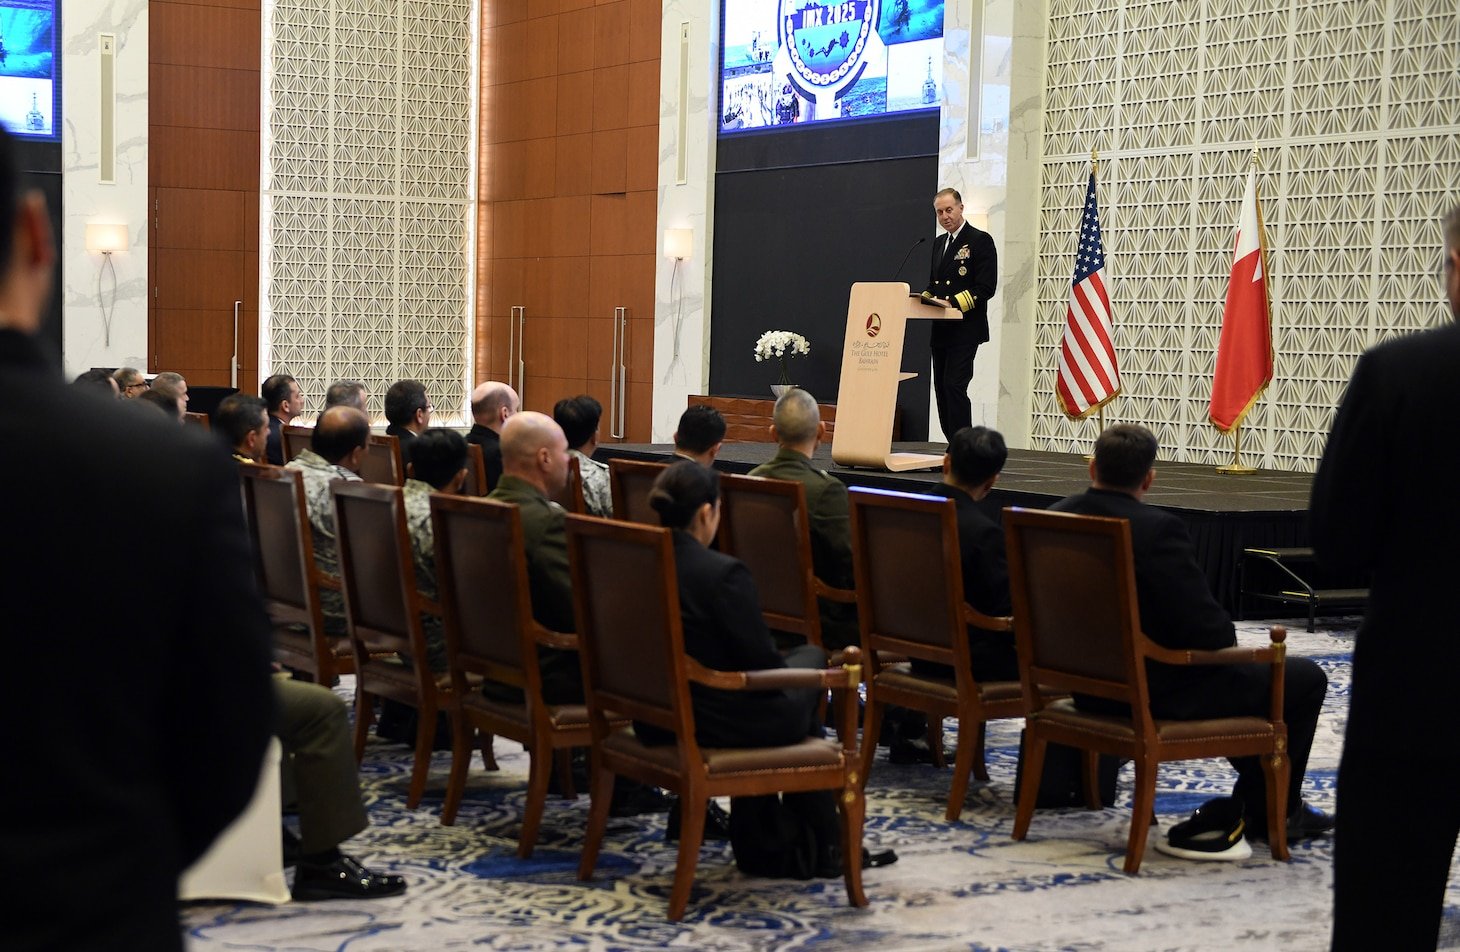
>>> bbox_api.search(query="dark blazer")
[0,330,275,951]
[265,412,285,465]
[637,532,811,749]
[1311,321,1460,754]
[466,423,503,492]
[748,447,859,648]
[926,223,998,348]
[1050,487,1234,710]
[925,483,1011,617]
[385,423,416,470]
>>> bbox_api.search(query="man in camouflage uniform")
[401,427,469,673]
[284,405,368,633]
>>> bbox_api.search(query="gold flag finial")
[1091,147,1099,175]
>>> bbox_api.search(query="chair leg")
[1265,750,1291,862]
[930,718,948,769]
[839,783,869,908]
[479,732,499,771]
[519,736,554,859]
[1082,750,1103,809]
[576,763,616,881]
[405,702,434,810]
[859,698,884,792]
[945,719,976,823]
[1123,757,1158,874]
[1012,732,1048,841]
[554,748,576,799]
[352,689,372,764]
[440,714,473,826]
[972,721,990,783]
[666,788,707,922]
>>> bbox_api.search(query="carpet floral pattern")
[182,620,1460,950]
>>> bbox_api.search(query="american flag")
[1056,172,1121,419]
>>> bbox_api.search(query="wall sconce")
[663,228,693,260]
[85,222,128,346]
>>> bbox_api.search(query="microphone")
[892,236,928,282]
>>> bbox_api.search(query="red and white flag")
[1209,166,1273,432]
[1055,171,1120,419]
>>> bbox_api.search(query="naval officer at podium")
[923,187,997,437]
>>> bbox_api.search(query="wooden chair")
[238,463,352,685]
[1003,507,1291,873]
[183,411,211,431]
[360,433,405,486]
[461,442,490,496]
[332,481,453,809]
[281,424,312,463]
[607,457,666,525]
[559,455,588,514]
[849,486,1039,822]
[565,514,868,921]
[432,494,618,855]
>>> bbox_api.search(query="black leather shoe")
[292,853,408,901]
[665,798,732,842]
[608,782,673,817]
[888,737,945,765]
[1246,801,1335,843]
[815,846,899,878]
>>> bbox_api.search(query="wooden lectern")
[831,282,962,471]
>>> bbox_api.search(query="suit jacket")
[1311,321,1460,755]
[265,413,285,465]
[748,447,859,648]
[486,474,580,696]
[925,223,998,348]
[466,423,504,492]
[924,483,1012,618]
[1050,487,1234,711]
[386,423,416,470]
[0,330,275,951]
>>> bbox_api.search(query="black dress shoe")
[888,737,945,765]
[665,798,732,842]
[1246,801,1335,843]
[292,853,408,901]
[608,782,673,817]
[814,846,899,878]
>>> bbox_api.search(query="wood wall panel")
[151,2,261,70]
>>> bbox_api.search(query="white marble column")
[60,1,149,378]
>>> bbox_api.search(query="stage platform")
[598,442,1324,615]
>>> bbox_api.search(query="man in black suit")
[0,128,275,950]
[262,372,303,465]
[467,380,518,492]
[384,378,432,470]
[1313,204,1460,951]
[924,187,997,437]
[1051,424,1331,842]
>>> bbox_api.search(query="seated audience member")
[1050,423,1332,841]
[262,373,303,465]
[285,406,369,633]
[276,678,407,900]
[748,389,858,649]
[113,365,147,397]
[325,379,369,412]
[139,386,185,423]
[150,371,188,409]
[384,379,432,468]
[402,427,469,674]
[216,393,270,463]
[73,368,119,398]
[673,404,726,466]
[553,394,612,516]
[1,123,275,950]
[467,380,517,492]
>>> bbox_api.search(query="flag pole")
[1082,147,1101,463]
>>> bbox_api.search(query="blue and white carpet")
[182,620,1460,951]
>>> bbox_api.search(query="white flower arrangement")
[753,330,811,385]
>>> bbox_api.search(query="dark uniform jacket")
[925,223,998,348]
[466,423,504,492]
[748,447,859,648]
[385,423,417,470]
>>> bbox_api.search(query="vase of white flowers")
[753,330,811,398]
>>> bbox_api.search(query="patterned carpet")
[181,619,1460,951]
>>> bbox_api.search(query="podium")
[831,282,962,471]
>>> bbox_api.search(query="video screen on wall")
[720,0,944,136]
[0,0,56,140]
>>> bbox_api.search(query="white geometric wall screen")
[1035,0,1460,471]
[263,0,473,424]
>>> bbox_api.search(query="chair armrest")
[530,622,579,652]
[813,578,857,604]
[962,605,1013,632]
[685,653,862,692]
[1143,625,1288,668]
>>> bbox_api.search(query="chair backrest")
[281,424,312,463]
[717,473,822,645]
[331,481,425,661]
[1003,507,1146,706]
[565,514,693,740]
[462,442,490,497]
[560,454,588,514]
[360,433,405,486]
[608,458,668,525]
[848,487,968,668]
[430,494,538,689]
[237,463,317,619]
[183,411,211,431]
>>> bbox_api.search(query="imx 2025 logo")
[780,1,879,99]
[865,313,882,338]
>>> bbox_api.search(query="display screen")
[0,1,56,140]
[720,0,944,136]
